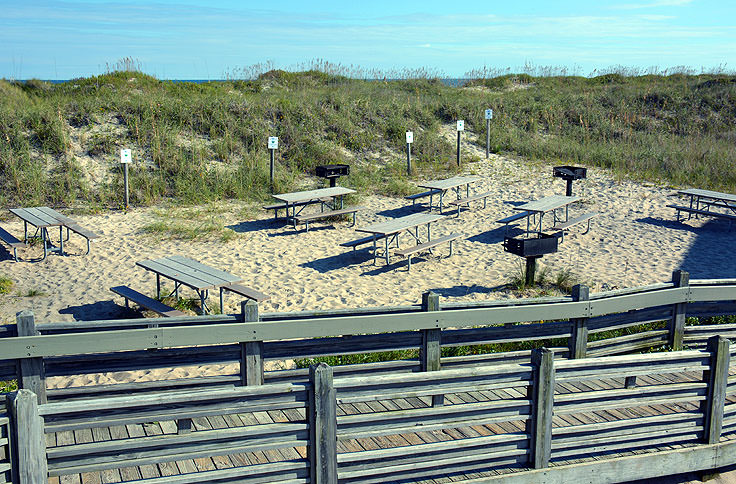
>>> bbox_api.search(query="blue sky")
[2,0,735,79]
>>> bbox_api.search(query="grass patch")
[0,379,17,393]
[141,206,237,242]
[0,276,13,294]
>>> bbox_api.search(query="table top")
[678,188,736,203]
[9,206,73,228]
[137,255,243,291]
[272,186,355,204]
[356,213,445,236]
[417,175,481,191]
[514,195,580,214]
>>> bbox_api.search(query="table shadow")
[430,284,504,298]
[300,250,373,273]
[226,219,281,233]
[59,300,134,321]
[467,226,525,245]
[376,205,425,218]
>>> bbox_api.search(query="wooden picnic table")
[417,175,481,212]
[272,186,355,226]
[9,207,76,259]
[136,255,244,314]
[356,212,445,265]
[514,195,580,234]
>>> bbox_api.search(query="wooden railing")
[3,337,736,483]
[2,271,736,482]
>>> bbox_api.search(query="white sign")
[456,120,465,131]
[406,131,414,144]
[268,137,278,150]
[120,149,132,164]
[485,109,493,120]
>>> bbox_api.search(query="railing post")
[568,284,589,359]
[16,311,46,404]
[421,292,443,407]
[702,336,729,445]
[669,270,689,351]
[528,348,554,469]
[8,390,47,484]
[309,363,337,484]
[240,300,264,386]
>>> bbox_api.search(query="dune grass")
[0,67,734,210]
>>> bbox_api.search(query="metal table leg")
[59,226,64,256]
[156,274,161,299]
[220,288,224,314]
[385,236,390,265]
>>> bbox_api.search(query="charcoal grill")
[553,166,587,196]
[504,233,559,286]
[316,164,350,187]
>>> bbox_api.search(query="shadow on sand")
[59,300,137,321]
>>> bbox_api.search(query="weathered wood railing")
[2,271,736,403]
[0,407,12,484]
[3,337,736,483]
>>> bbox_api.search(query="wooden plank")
[669,270,689,350]
[703,336,730,444]
[309,363,337,484]
[241,300,264,387]
[568,285,589,359]
[9,390,48,483]
[529,348,554,469]
[16,311,47,404]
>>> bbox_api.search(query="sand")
[1,152,734,324]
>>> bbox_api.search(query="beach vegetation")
[0,276,13,294]
[2,62,733,209]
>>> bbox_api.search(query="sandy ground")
[2,150,736,482]
[1,152,733,324]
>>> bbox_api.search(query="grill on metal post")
[315,164,350,187]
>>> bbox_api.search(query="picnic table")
[136,255,251,314]
[8,206,97,260]
[271,186,356,227]
[416,175,481,212]
[355,212,445,265]
[514,195,580,234]
[670,189,736,224]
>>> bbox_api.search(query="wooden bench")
[668,204,736,228]
[405,189,442,206]
[294,206,366,231]
[263,198,332,219]
[0,226,26,261]
[394,233,463,270]
[340,234,387,250]
[110,285,186,317]
[551,212,598,241]
[221,283,271,302]
[496,211,531,233]
[65,223,99,254]
[448,191,493,217]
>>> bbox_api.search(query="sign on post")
[268,137,279,150]
[406,131,413,144]
[485,109,493,159]
[456,120,465,131]
[120,149,131,209]
[120,149,131,164]
[406,131,413,175]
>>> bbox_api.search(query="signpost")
[268,137,278,193]
[406,131,413,176]
[456,120,464,166]
[485,109,493,159]
[120,149,131,209]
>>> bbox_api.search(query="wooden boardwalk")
[43,368,735,484]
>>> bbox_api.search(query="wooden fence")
[2,270,736,482]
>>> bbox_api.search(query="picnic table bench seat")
[0,226,26,261]
[294,206,366,231]
[341,233,388,250]
[110,285,186,317]
[405,189,442,206]
[667,204,736,227]
[221,283,271,302]
[65,223,99,254]
[263,197,332,219]
[551,212,598,240]
[448,191,493,216]
[394,233,463,270]
[496,211,532,233]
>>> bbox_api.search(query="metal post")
[269,149,275,193]
[525,256,538,287]
[486,118,490,159]
[566,179,573,197]
[123,162,130,209]
[456,131,461,166]
[406,142,412,176]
